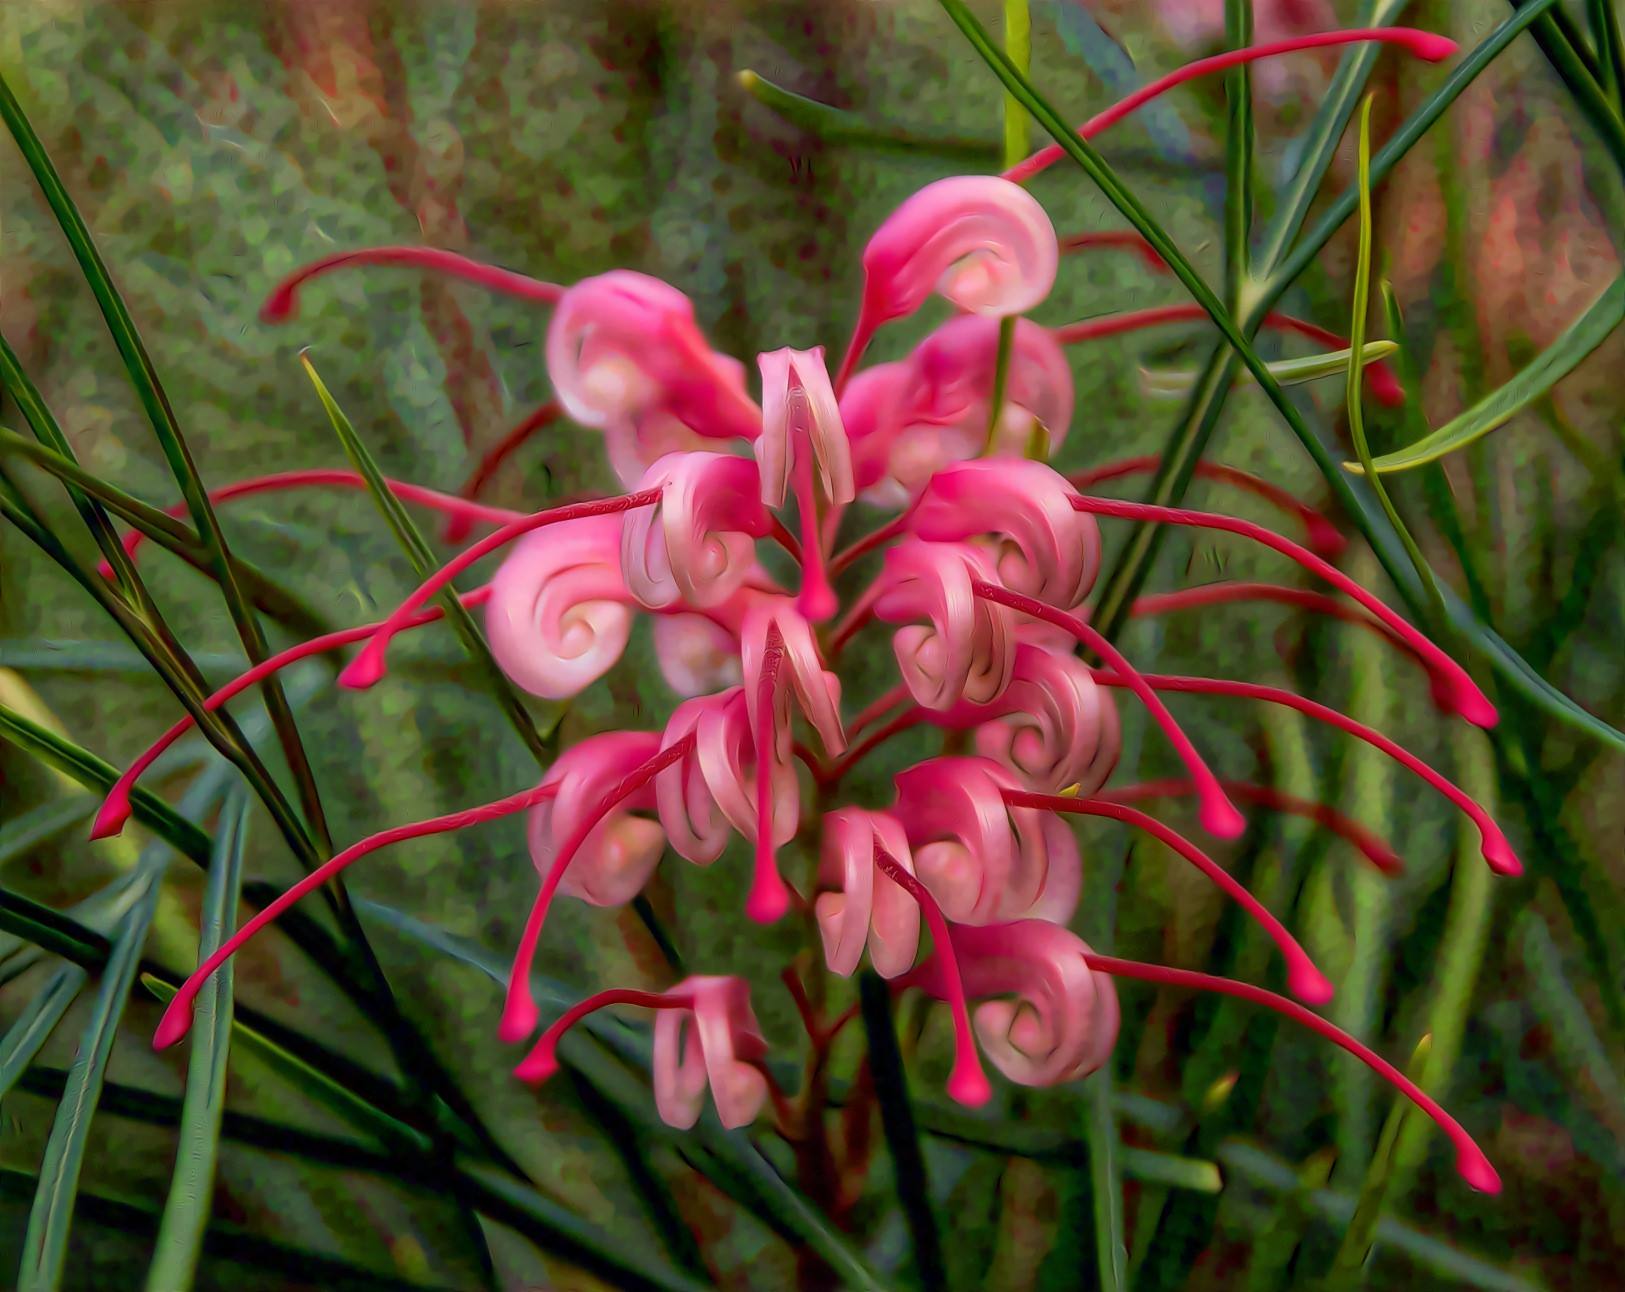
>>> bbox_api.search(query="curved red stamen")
[1070,496,1494,728]
[498,735,695,1045]
[92,588,492,840]
[1070,457,1346,561]
[99,469,524,578]
[261,247,564,323]
[1007,792,1332,1004]
[831,512,912,578]
[749,626,792,924]
[1003,29,1457,185]
[154,774,561,1052]
[821,707,927,786]
[1081,953,1500,1193]
[338,488,662,691]
[874,847,991,1108]
[513,987,682,1085]
[848,683,913,740]
[445,402,565,543]
[970,582,1245,839]
[1051,305,1404,407]
[1060,230,1169,274]
[1091,672,1519,876]
[1095,779,1403,875]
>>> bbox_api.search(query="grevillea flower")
[149,125,1512,1195]
[530,732,667,908]
[485,512,634,700]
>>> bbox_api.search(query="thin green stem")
[1224,0,1255,308]
[1588,0,1625,103]
[983,0,1030,456]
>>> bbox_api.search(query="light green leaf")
[0,965,88,1102]
[1352,275,1625,473]
[144,789,251,1292]
[1141,341,1397,399]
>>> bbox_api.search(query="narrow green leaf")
[1588,0,1625,101]
[1140,341,1397,398]
[0,68,331,859]
[0,887,113,965]
[859,970,945,1292]
[1222,0,1255,305]
[18,875,159,1291]
[0,965,88,1101]
[0,797,97,867]
[1352,275,1625,473]
[138,974,433,1158]
[299,355,555,767]
[1084,1069,1128,1292]
[144,790,251,1292]
[1521,911,1625,1128]
[735,69,999,162]
[1118,1147,1223,1194]
[1517,2,1625,176]
[0,640,245,678]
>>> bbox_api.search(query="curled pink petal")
[621,452,768,610]
[656,690,743,865]
[531,733,666,908]
[816,809,921,979]
[937,642,1121,798]
[485,513,635,700]
[839,176,1059,390]
[914,920,1121,1089]
[693,686,799,854]
[875,539,1014,711]
[652,976,770,1130]
[652,614,743,698]
[911,459,1098,610]
[740,598,847,757]
[891,757,1079,926]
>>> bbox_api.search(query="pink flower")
[651,613,744,698]
[621,452,769,610]
[815,808,921,979]
[484,512,634,700]
[874,538,1014,710]
[914,920,1120,1088]
[891,757,1082,926]
[531,733,667,907]
[547,270,762,485]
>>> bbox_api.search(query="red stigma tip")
[513,1048,560,1086]
[947,1061,994,1109]
[152,996,194,1050]
[497,995,540,1045]
[745,871,791,924]
[1458,1148,1502,1194]
[1482,828,1522,878]
[1406,32,1458,61]
[337,649,385,690]
[1200,797,1248,841]
[1289,964,1336,1007]
[89,796,131,840]
[259,289,296,323]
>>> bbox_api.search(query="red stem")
[498,735,696,1045]
[820,708,926,786]
[513,987,684,1085]
[1090,672,1519,876]
[1069,456,1345,561]
[1060,230,1169,274]
[1052,304,1404,406]
[873,848,991,1108]
[847,683,912,740]
[1081,954,1500,1193]
[154,776,560,1051]
[831,512,911,577]
[92,587,492,840]
[338,488,662,690]
[1095,779,1403,875]
[971,581,1245,840]
[1003,29,1456,185]
[101,469,523,578]
[1006,792,1332,1004]
[445,402,565,542]
[1070,495,1495,728]
[261,247,563,323]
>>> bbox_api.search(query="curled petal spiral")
[938,642,1121,797]
[486,513,634,699]
[915,921,1120,1087]
[690,686,800,852]
[740,598,847,757]
[622,452,769,610]
[530,733,666,907]
[875,539,1014,710]
[892,757,1081,926]
[816,809,921,979]
[854,176,1058,345]
[912,459,1098,610]
[652,613,743,697]
[757,347,856,510]
[652,976,770,1130]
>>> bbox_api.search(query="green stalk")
[0,67,332,859]
[982,0,1029,458]
[1588,0,1625,103]
[1223,0,1254,309]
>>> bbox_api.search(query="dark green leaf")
[0,965,88,1102]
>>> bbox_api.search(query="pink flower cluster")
[121,27,1511,1195]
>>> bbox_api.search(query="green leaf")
[1140,341,1398,399]
[1222,0,1255,305]
[1520,911,1625,1129]
[1118,1147,1223,1194]
[0,640,245,678]
[1352,275,1625,473]
[859,970,945,1292]
[735,69,999,162]
[0,965,88,1102]
[0,68,330,861]
[0,887,113,965]
[300,354,557,767]
[0,797,97,867]
[144,789,251,1292]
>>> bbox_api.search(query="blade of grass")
[734,70,999,162]
[0,965,88,1101]
[1588,0,1625,102]
[1515,0,1625,173]
[1223,0,1254,308]
[1352,275,1625,473]
[859,970,946,1292]
[0,798,97,867]
[0,640,245,677]
[300,355,555,766]
[0,68,333,861]
[0,888,114,965]
[144,789,251,1292]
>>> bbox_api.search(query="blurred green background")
[3,1,1624,1288]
